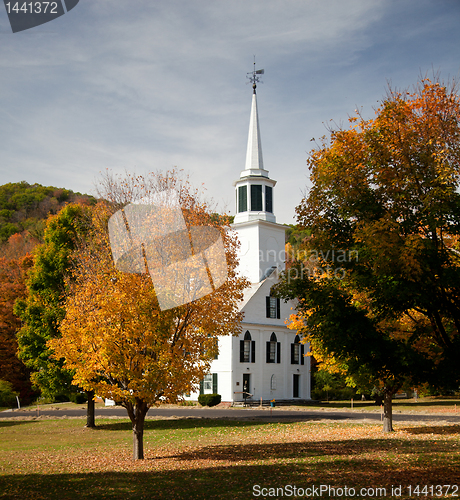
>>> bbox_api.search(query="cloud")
[0,0,459,222]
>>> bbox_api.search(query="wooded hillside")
[0,181,95,244]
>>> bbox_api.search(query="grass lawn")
[0,416,459,500]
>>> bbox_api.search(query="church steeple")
[241,61,267,177]
[233,64,277,225]
[242,91,267,177]
[231,63,286,283]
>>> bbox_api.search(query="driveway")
[2,405,460,424]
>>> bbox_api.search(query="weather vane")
[247,57,264,93]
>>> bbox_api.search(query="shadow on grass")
[95,418,277,432]
[0,420,41,428]
[402,424,460,435]
[158,434,456,462]
[0,457,456,500]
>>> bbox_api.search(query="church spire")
[241,61,268,179]
[244,91,265,174]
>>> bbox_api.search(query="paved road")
[2,406,460,423]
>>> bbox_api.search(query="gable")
[239,271,296,327]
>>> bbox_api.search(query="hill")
[0,181,95,244]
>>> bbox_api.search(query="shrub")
[198,394,221,407]
[179,400,196,406]
[0,380,18,408]
[54,394,70,403]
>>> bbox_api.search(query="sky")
[1,0,460,224]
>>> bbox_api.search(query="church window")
[266,296,280,319]
[291,334,305,365]
[200,373,218,394]
[240,330,255,363]
[238,185,247,213]
[203,374,212,392]
[270,374,277,390]
[266,332,281,363]
[269,341,276,361]
[265,186,273,213]
[250,184,263,211]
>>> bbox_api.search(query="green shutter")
[250,185,263,211]
[240,340,245,362]
[238,186,247,213]
[212,373,218,394]
[265,186,273,212]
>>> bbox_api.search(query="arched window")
[270,374,277,390]
[291,334,305,365]
[266,332,280,363]
[240,331,255,363]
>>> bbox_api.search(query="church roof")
[237,267,279,312]
[238,280,265,311]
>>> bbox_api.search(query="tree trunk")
[374,393,383,406]
[382,388,394,433]
[126,399,149,460]
[86,390,96,428]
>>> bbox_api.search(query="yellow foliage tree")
[50,171,248,459]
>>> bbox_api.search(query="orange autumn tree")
[274,78,460,432]
[50,171,248,459]
[0,242,35,403]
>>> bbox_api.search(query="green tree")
[274,78,460,431]
[14,203,96,423]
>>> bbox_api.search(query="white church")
[186,71,311,404]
